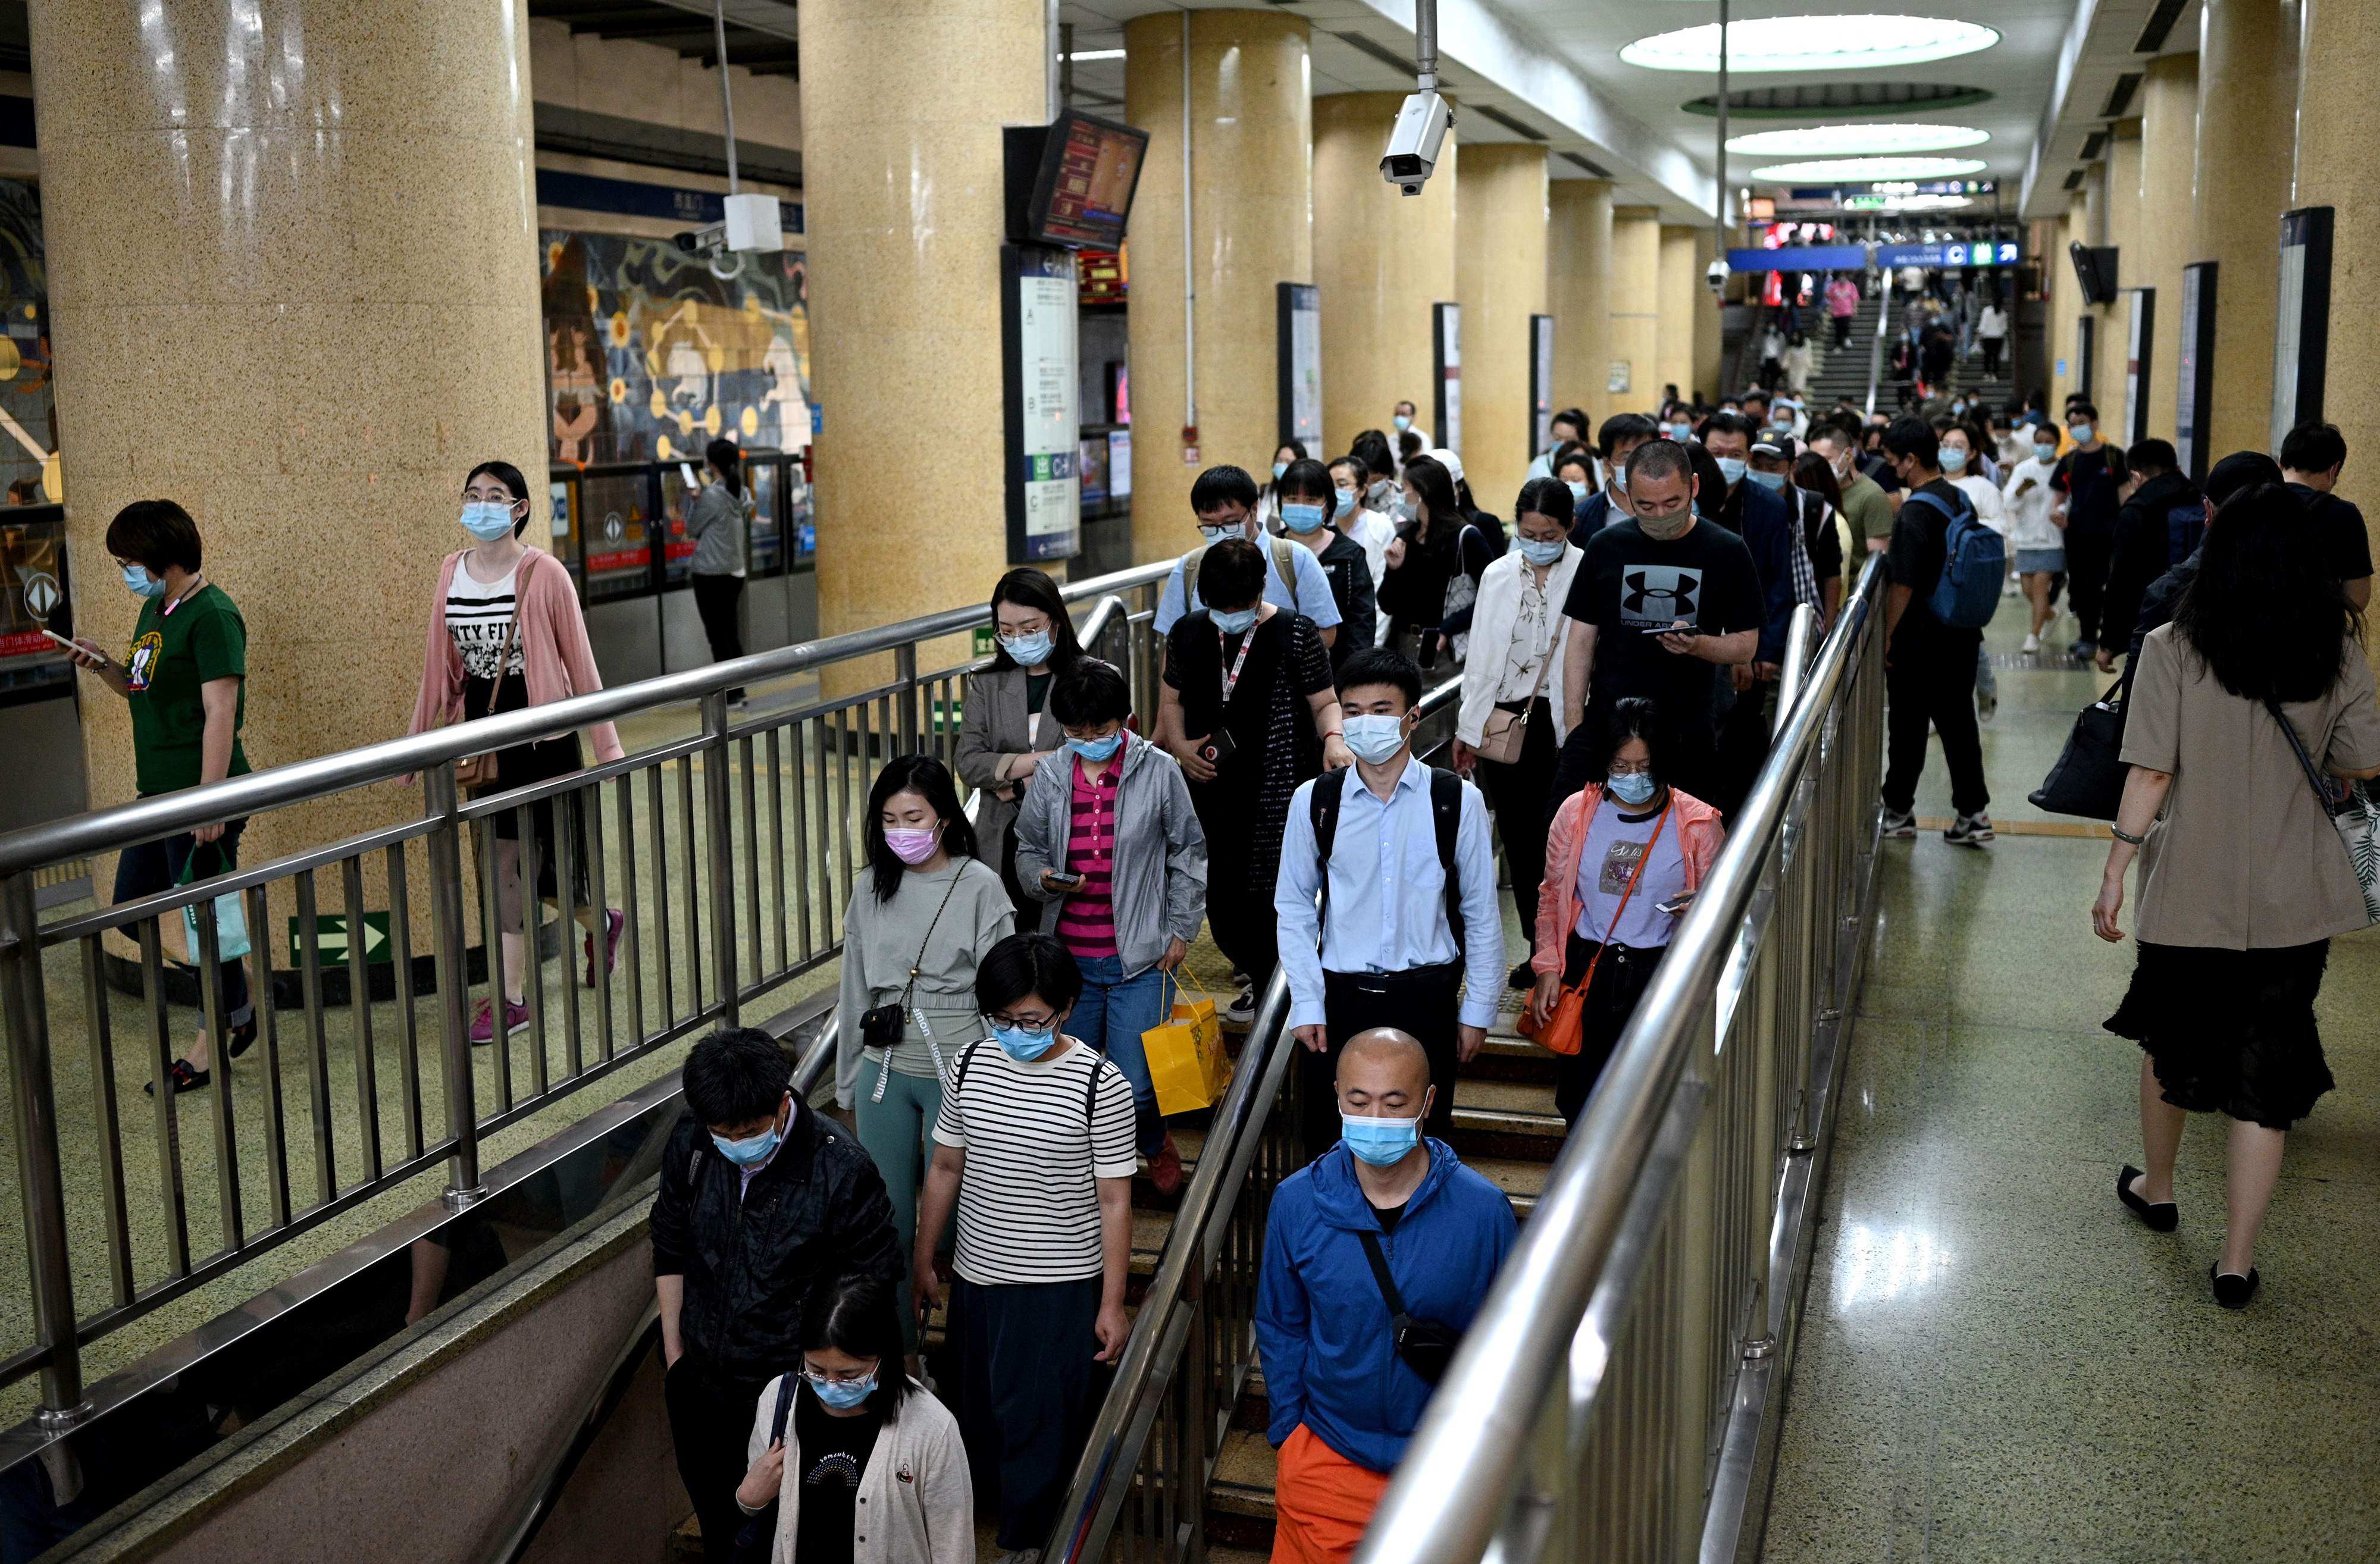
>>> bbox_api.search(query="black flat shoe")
[227,1017,259,1060]
[143,1058,210,1096]
[2212,1266,2260,1309]
[2116,1165,2178,1232]
[1507,961,1536,991]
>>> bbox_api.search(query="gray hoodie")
[1013,732,1208,978]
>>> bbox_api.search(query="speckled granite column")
[1656,225,1700,405]
[1123,9,1313,565]
[2193,0,2300,458]
[30,0,550,861]
[801,0,1048,650]
[1607,208,1661,409]
[1549,179,1612,424]
[1314,92,1457,460]
[1454,142,1548,515]
[2134,52,2198,444]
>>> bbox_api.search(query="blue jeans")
[1070,952,1169,1154]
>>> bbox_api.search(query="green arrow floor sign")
[289,912,393,964]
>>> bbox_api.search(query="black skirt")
[2105,939,2335,1130]
[466,672,591,907]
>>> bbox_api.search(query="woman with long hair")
[837,753,1014,1356]
[2096,483,2380,1307]
[1790,447,1853,626]
[409,459,625,1045]
[1377,453,1466,665]
[685,436,756,700]
[956,566,1083,925]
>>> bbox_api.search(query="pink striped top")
[1054,756,1122,960]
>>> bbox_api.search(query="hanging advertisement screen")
[1277,283,1322,450]
[1003,245,1081,563]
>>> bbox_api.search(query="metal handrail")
[1862,280,1893,420]
[1353,559,1887,1564]
[1044,671,1468,1563]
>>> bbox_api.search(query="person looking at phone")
[1544,437,1764,822]
[1014,657,1207,1192]
[60,499,255,1096]
[1528,697,1726,1128]
[1157,537,1351,1027]
[1254,1027,1516,1563]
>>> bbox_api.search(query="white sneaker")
[1944,813,1995,847]
[1222,986,1256,1027]
[2021,632,2040,654]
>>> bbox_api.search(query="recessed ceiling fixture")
[1746,155,1990,182]
[1621,17,2000,73]
[1726,123,1987,156]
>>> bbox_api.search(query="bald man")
[1254,1029,1518,1563]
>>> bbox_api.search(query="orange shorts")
[1270,1423,1393,1564]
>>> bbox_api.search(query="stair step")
[1208,1428,1283,1552]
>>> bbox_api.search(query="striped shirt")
[446,564,524,680]
[1054,757,1122,959]
[932,1038,1137,1284]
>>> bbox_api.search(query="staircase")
[1802,325,1880,417]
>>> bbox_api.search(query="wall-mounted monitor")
[1009,111,1150,251]
[2068,242,2119,307]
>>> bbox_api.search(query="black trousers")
[1194,783,1279,993]
[1714,677,1778,821]
[1882,639,1990,818]
[2063,524,2113,648]
[950,1275,1103,1550]
[1546,698,1723,832]
[1982,338,2003,376]
[1553,931,1668,1127]
[663,1354,771,1564]
[1301,964,1462,1158]
[1472,698,1558,964]
[114,816,252,1029]
[1833,315,1853,348]
[691,573,746,692]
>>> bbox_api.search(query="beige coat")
[741,1377,975,1564]
[954,662,1063,855]
[2121,625,2380,948]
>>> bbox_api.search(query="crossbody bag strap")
[896,869,970,1018]
[1576,796,1671,999]
[769,1371,799,1444]
[1353,1228,1412,1328]
[2266,698,2343,813]
[471,560,530,722]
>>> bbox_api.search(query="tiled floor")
[1764,604,2380,1561]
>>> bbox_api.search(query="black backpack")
[1308,766,1467,949]
[2162,500,2206,569]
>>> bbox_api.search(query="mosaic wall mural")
[0,180,55,505]
[540,232,812,468]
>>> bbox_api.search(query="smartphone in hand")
[1654,891,1696,916]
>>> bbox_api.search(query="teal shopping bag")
[177,842,251,962]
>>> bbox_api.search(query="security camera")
[672,195,787,258]
[674,220,729,258]
[1380,90,1454,196]
[1705,258,1729,296]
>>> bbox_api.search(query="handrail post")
[1773,604,1820,736]
[894,642,920,755]
[703,689,740,1026]
[424,763,486,1207]
[3,867,90,1424]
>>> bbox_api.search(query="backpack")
[1308,766,1466,949]
[950,1036,1104,1128]
[1182,538,1300,617]
[1905,488,2005,629]
[2162,500,2204,569]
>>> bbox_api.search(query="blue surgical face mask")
[1392,413,1413,432]
[1280,501,1328,534]
[991,1019,1060,1062]
[1517,537,1567,566]
[1000,629,1054,666]
[1670,422,1695,442]
[2033,441,2059,463]
[1748,469,1787,491]
[1272,462,1289,481]
[807,1369,878,1410]
[121,563,167,599]
[1210,606,1258,635]
[1341,1109,1423,1166]
[1343,712,1407,766]
[1940,447,1968,472]
[710,1102,786,1167]
[460,500,518,541]
[2069,422,2094,445]
[1566,479,1590,501]
[1715,456,1748,486]
[1608,770,1658,806]
[1067,729,1124,762]
[1335,488,1358,518]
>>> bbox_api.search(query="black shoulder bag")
[1353,1228,1462,1384]
[731,1372,801,1563]
[859,869,969,1053]
[2031,660,2132,821]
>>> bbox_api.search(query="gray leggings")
[856,1063,945,1350]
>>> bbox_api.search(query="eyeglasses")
[987,1010,1058,1031]
[801,1361,879,1387]
[1608,760,1656,777]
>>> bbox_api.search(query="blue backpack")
[1906,488,2005,629]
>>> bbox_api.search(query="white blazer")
[1456,546,1584,749]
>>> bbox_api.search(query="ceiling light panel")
[1745,155,1991,181]
[1726,123,1987,156]
[1621,17,2000,74]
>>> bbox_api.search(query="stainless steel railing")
[1356,562,1887,1564]
[0,559,1173,1424]
[1043,671,1469,1564]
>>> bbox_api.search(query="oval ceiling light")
[1746,155,1990,182]
[1621,16,2000,73]
[1726,123,1988,156]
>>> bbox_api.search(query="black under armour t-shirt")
[1561,516,1764,740]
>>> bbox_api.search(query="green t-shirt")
[124,584,250,795]
[1840,474,1896,550]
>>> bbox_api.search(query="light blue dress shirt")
[1273,758,1505,1032]
[1153,536,1344,635]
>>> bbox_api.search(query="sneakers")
[1977,685,1998,724]
[470,997,531,1043]
[2021,631,2040,654]
[1222,986,1256,1027]
[1880,806,1918,839]
[2068,638,2097,660]
[1944,813,1995,847]
[1146,1134,1185,1196]
[584,907,625,986]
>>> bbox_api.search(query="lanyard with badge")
[1218,622,1257,705]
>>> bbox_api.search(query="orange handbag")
[1520,796,1671,1057]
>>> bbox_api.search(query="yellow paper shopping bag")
[1145,973,1229,1115]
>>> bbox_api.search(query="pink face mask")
[885,826,940,865]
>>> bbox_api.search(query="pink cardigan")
[1533,785,1726,976]
[409,547,625,764]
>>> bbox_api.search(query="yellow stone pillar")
[2133,52,2199,443]
[2050,196,2085,412]
[2294,0,2380,533]
[1549,179,1614,422]
[1609,208,1663,410]
[2103,123,2144,436]
[803,0,1048,636]
[2195,0,2303,457]
[1453,143,1549,514]
[1692,231,1724,402]
[1315,92,1458,458]
[1656,225,1701,405]
[1123,10,1312,563]
[30,0,549,858]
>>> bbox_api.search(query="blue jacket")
[1254,1140,1517,1473]
[1719,478,1801,666]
